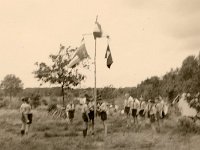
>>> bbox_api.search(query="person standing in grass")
[66,100,75,124]
[124,93,132,127]
[99,100,108,136]
[130,97,140,127]
[138,96,146,118]
[148,99,157,132]
[88,98,95,135]
[81,94,90,138]
[20,97,32,136]
[138,96,146,130]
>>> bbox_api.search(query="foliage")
[134,53,200,102]
[0,74,23,100]
[33,44,88,105]
[177,117,200,134]
[30,93,41,108]
[136,76,161,100]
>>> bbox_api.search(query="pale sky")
[0,0,200,88]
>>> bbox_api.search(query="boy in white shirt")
[20,97,32,136]
[66,100,75,124]
[124,93,133,127]
[88,99,95,135]
[99,100,108,136]
[81,94,90,138]
[131,97,140,126]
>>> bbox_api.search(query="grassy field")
[0,107,200,150]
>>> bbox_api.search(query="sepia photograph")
[0,0,200,149]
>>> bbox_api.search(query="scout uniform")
[20,98,32,136]
[66,103,75,122]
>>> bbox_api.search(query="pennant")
[68,43,89,68]
[93,21,102,39]
[105,45,113,68]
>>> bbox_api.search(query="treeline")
[21,86,133,100]
[134,54,200,101]
[1,54,200,104]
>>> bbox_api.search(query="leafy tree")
[100,85,115,99]
[33,44,87,106]
[136,76,161,100]
[0,74,23,101]
[178,55,199,94]
[30,93,41,108]
[160,68,179,101]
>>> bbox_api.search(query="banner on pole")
[68,43,89,68]
[105,44,113,68]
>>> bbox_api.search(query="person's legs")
[126,114,130,127]
[103,121,107,137]
[21,122,25,136]
[25,124,30,135]
[125,107,130,127]
[83,122,88,137]
[82,113,88,138]
[91,119,94,135]
[101,111,107,136]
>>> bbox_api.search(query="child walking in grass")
[99,100,108,136]
[20,97,32,136]
[81,94,90,138]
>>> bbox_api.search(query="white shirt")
[81,104,89,114]
[124,99,129,107]
[88,101,95,111]
[20,103,31,114]
[66,103,75,111]
[99,102,108,112]
[140,101,146,110]
[149,104,157,115]
[131,98,140,109]
[128,96,134,107]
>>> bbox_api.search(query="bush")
[0,99,8,108]
[8,98,21,109]
[177,117,200,133]
[30,94,41,108]
[41,99,48,106]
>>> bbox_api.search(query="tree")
[33,44,87,106]
[179,55,199,94]
[136,76,161,100]
[0,74,23,101]
[160,68,179,101]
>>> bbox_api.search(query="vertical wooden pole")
[94,38,97,117]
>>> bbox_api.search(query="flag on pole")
[68,42,89,68]
[93,20,102,39]
[105,44,113,68]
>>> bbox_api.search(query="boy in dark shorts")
[99,100,108,136]
[88,99,95,135]
[131,98,140,126]
[124,93,132,127]
[81,94,90,137]
[20,97,32,136]
[66,100,75,124]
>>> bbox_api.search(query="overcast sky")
[0,0,200,88]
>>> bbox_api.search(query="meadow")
[0,100,200,150]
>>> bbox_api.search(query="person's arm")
[136,102,140,115]
[85,107,90,119]
[123,100,126,109]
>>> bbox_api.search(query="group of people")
[81,94,108,137]
[123,93,168,131]
[19,92,168,137]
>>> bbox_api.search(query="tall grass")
[0,102,200,149]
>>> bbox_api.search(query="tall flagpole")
[94,15,98,118]
[94,37,97,117]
